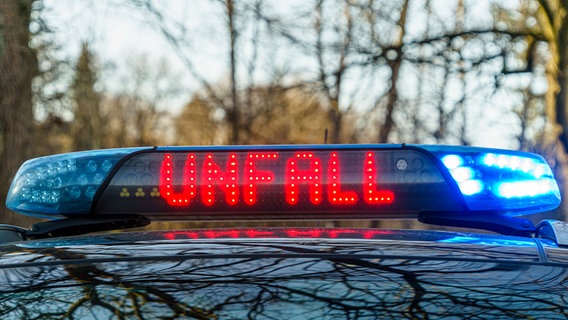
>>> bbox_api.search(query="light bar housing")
[5,145,560,221]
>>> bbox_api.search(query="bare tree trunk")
[315,0,352,144]
[555,21,568,153]
[534,2,568,152]
[378,0,408,143]
[227,0,240,145]
[0,0,38,222]
[532,1,568,221]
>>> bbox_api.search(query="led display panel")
[95,148,463,220]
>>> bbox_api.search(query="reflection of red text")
[163,228,395,240]
[159,151,395,207]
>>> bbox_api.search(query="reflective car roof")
[0,229,566,319]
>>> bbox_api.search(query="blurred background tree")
[71,43,104,150]
[1,0,568,226]
[0,0,40,226]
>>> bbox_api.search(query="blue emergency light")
[5,145,560,227]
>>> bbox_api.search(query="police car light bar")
[5,145,561,221]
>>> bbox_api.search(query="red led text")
[159,151,394,207]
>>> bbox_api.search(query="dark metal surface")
[0,230,565,319]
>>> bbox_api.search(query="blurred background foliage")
[1,0,568,229]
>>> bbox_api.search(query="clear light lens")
[6,148,148,217]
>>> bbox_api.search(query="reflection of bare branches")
[0,243,566,319]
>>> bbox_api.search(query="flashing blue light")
[450,166,475,183]
[441,155,464,170]
[496,179,558,198]
[458,179,484,196]
[443,154,485,196]
[427,146,561,214]
[483,153,547,178]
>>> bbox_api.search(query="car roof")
[0,228,565,266]
[1,230,567,319]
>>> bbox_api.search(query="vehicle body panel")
[0,229,566,319]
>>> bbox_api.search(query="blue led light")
[458,180,484,196]
[496,179,558,198]
[6,148,148,218]
[441,155,485,197]
[450,167,474,183]
[441,155,463,170]
[483,153,548,178]
[427,146,561,214]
